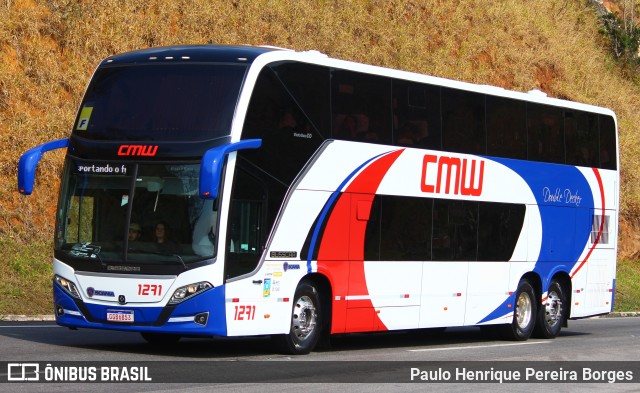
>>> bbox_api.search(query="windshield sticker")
[76,163,129,175]
[76,106,94,131]
[121,195,129,207]
[69,243,101,259]
[262,278,271,298]
[271,278,280,293]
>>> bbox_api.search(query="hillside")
[1,0,640,314]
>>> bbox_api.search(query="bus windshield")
[55,158,218,265]
[72,63,247,142]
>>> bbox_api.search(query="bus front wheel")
[500,279,537,341]
[273,280,322,355]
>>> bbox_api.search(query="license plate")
[106,310,134,323]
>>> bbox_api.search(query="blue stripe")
[477,158,595,324]
[306,151,391,273]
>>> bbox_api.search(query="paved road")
[0,317,638,392]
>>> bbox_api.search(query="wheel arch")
[300,273,332,336]
[549,271,572,327]
[300,273,332,303]
[521,271,542,301]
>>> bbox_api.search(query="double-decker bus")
[18,45,618,354]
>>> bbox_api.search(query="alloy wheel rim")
[516,291,532,329]
[292,295,317,341]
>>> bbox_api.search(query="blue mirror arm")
[18,138,69,195]
[199,139,262,200]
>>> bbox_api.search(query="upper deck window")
[73,64,247,142]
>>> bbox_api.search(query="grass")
[0,0,639,314]
[0,238,52,315]
[615,259,640,312]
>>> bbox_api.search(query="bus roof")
[101,45,278,66]
[99,45,614,118]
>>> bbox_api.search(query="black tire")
[273,280,322,355]
[140,332,181,345]
[499,279,537,341]
[533,279,566,339]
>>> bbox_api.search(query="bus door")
[346,193,422,332]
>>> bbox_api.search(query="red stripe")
[571,168,605,279]
[318,149,404,333]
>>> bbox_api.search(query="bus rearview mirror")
[199,139,262,200]
[18,138,69,195]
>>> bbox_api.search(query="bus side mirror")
[18,138,69,195]
[199,139,262,200]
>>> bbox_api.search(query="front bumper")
[53,283,227,336]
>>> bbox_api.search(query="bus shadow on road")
[0,323,590,359]
[327,326,591,353]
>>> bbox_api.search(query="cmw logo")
[7,363,40,381]
[117,145,158,157]
[420,154,485,196]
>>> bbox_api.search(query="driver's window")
[66,195,95,243]
[225,169,266,279]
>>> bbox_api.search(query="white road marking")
[408,341,551,352]
[0,325,59,328]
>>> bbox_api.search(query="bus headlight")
[168,282,212,305]
[54,275,81,299]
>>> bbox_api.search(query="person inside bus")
[336,113,372,141]
[153,221,178,253]
[192,199,216,257]
[574,146,595,167]
[336,114,358,140]
[397,122,417,146]
[278,108,298,130]
[128,222,142,242]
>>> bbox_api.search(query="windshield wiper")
[69,243,106,268]
[170,253,187,270]
[94,252,107,269]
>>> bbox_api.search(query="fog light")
[194,312,209,326]
[55,305,64,316]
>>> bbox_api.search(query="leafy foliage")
[600,11,640,65]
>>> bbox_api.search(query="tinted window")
[477,202,526,261]
[271,62,331,139]
[364,197,381,260]
[74,64,246,142]
[365,196,433,261]
[432,199,478,261]
[313,194,524,263]
[565,111,598,167]
[226,168,267,279]
[527,103,564,164]
[442,88,486,155]
[392,80,441,149]
[599,115,617,170]
[242,67,323,185]
[331,70,392,144]
[486,96,526,159]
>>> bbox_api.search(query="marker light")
[54,275,81,299]
[168,282,212,305]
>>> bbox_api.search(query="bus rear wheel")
[273,280,322,355]
[500,279,537,341]
[533,279,566,339]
